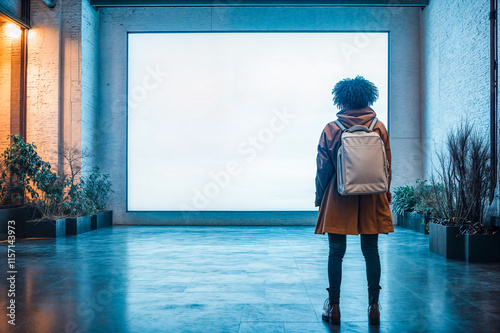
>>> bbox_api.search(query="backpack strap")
[368,117,378,131]
[334,120,347,132]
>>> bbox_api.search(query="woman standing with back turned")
[314,76,394,325]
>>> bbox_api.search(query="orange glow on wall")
[5,23,21,39]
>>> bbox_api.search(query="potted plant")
[1,136,113,238]
[411,179,439,234]
[82,166,113,230]
[0,134,43,240]
[391,184,417,229]
[63,182,96,235]
[428,122,491,260]
[459,221,500,263]
[25,162,69,238]
[454,131,498,262]
[429,217,464,260]
[60,145,95,235]
[392,179,434,234]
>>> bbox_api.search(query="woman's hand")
[386,191,392,204]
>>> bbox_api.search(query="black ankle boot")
[322,288,340,325]
[368,289,380,325]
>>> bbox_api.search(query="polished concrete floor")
[1,226,500,333]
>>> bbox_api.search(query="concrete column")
[26,0,98,178]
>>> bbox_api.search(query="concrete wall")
[98,6,423,225]
[59,0,83,174]
[420,0,499,218]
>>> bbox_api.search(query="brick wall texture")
[0,22,13,155]
[26,0,98,179]
[0,19,22,155]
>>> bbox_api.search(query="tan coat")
[314,107,394,235]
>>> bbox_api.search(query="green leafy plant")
[413,179,439,217]
[0,163,7,205]
[391,184,417,215]
[0,134,46,205]
[31,162,70,220]
[81,166,113,212]
[393,179,440,233]
[0,135,112,219]
[63,182,97,218]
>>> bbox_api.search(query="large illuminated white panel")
[128,32,388,211]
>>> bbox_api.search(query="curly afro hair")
[331,76,379,109]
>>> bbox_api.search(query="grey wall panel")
[98,6,422,225]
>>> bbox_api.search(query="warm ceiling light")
[5,23,21,39]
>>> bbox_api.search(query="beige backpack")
[334,117,389,195]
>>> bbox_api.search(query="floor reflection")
[1,226,499,332]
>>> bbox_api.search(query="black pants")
[327,233,381,303]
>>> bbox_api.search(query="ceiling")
[90,0,429,8]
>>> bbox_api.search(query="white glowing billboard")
[127,32,388,211]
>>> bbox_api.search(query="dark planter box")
[91,210,113,230]
[397,212,429,234]
[465,234,500,263]
[408,212,429,234]
[492,216,500,231]
[66,215,92,235]
[0,204,23,209]
[429,222,465,260]
[25,218,66,238]
[0,206,42,240]
[90,214,97,230]
[396,213,408,228]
